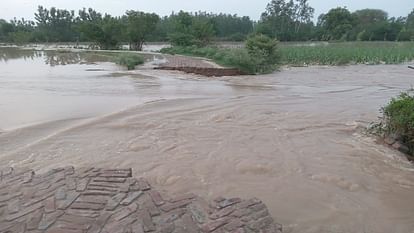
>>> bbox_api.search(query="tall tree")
[168,11,215,46]
[258,0,314,41]
[407,9,414,30]
[352,9,388,40]
[77,9,123,50]
[125,11,159,51]
[0,19,13,41]
[318,7,355,40]
[34,6,76,42]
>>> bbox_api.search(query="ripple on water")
[310,173,361,192]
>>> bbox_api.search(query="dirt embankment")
[155,54,244,77]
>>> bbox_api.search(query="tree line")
[0,0,413,50]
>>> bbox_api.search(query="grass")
[279,42,414,66]
[113,53,145,70]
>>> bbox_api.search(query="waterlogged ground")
[1,48,414,233]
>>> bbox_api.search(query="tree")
[77,10,123,50]
[407,9,414,30]
[125,11,159,51]
[210,14,254,41]
[169,11,195,46]
[351,9,389,41]
[168,11,215,46]
[318,7,355,40]
[295,0,315,33]
[258,0,315,41]
[8,18,35,43]
[34,6,76,42]
[0,19,13,41]
[191,16,215,46]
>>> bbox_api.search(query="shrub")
[368,89,414,156]
[383,91,414,152]
[245,34,280,73]
[114,53,144,70]
[218,48,258,74]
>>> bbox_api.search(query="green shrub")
[114,53,144,70]
[218,49,258,74]
[383,91,414,153]
[245,34,280,73]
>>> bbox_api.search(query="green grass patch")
[279,42,414,66]
[114,53,145,70]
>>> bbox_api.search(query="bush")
[245,34,280,73]
[372,90,414,155]
[383,91,414,152]
[114,53,144,70]
[217,49,258,74]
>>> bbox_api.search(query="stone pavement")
[0,167,282,233]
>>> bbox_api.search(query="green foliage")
[407,10,414,30]
[245,34,280,73]
[211,15,253,40]
[8,31,32,44]
[279,42,414,65]
[77,13,123,50]
[168,11,215,46]
[114,53,145,70]
[258,0,315,41]
[0,19,13,41]
[125,11,159,51]
[318,7,355,40]
[381,91,414,155]
[34,6,77,42]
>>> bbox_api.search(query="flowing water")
[1,47,414,233]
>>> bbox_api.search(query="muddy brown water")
[1,48,414,233]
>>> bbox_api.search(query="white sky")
[1,0,413,21]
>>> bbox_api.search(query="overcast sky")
[1,0,413,21]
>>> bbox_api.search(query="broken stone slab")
[0,167,282,233]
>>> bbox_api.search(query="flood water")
[1,47,414,233]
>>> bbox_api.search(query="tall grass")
[280,42,414,66]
